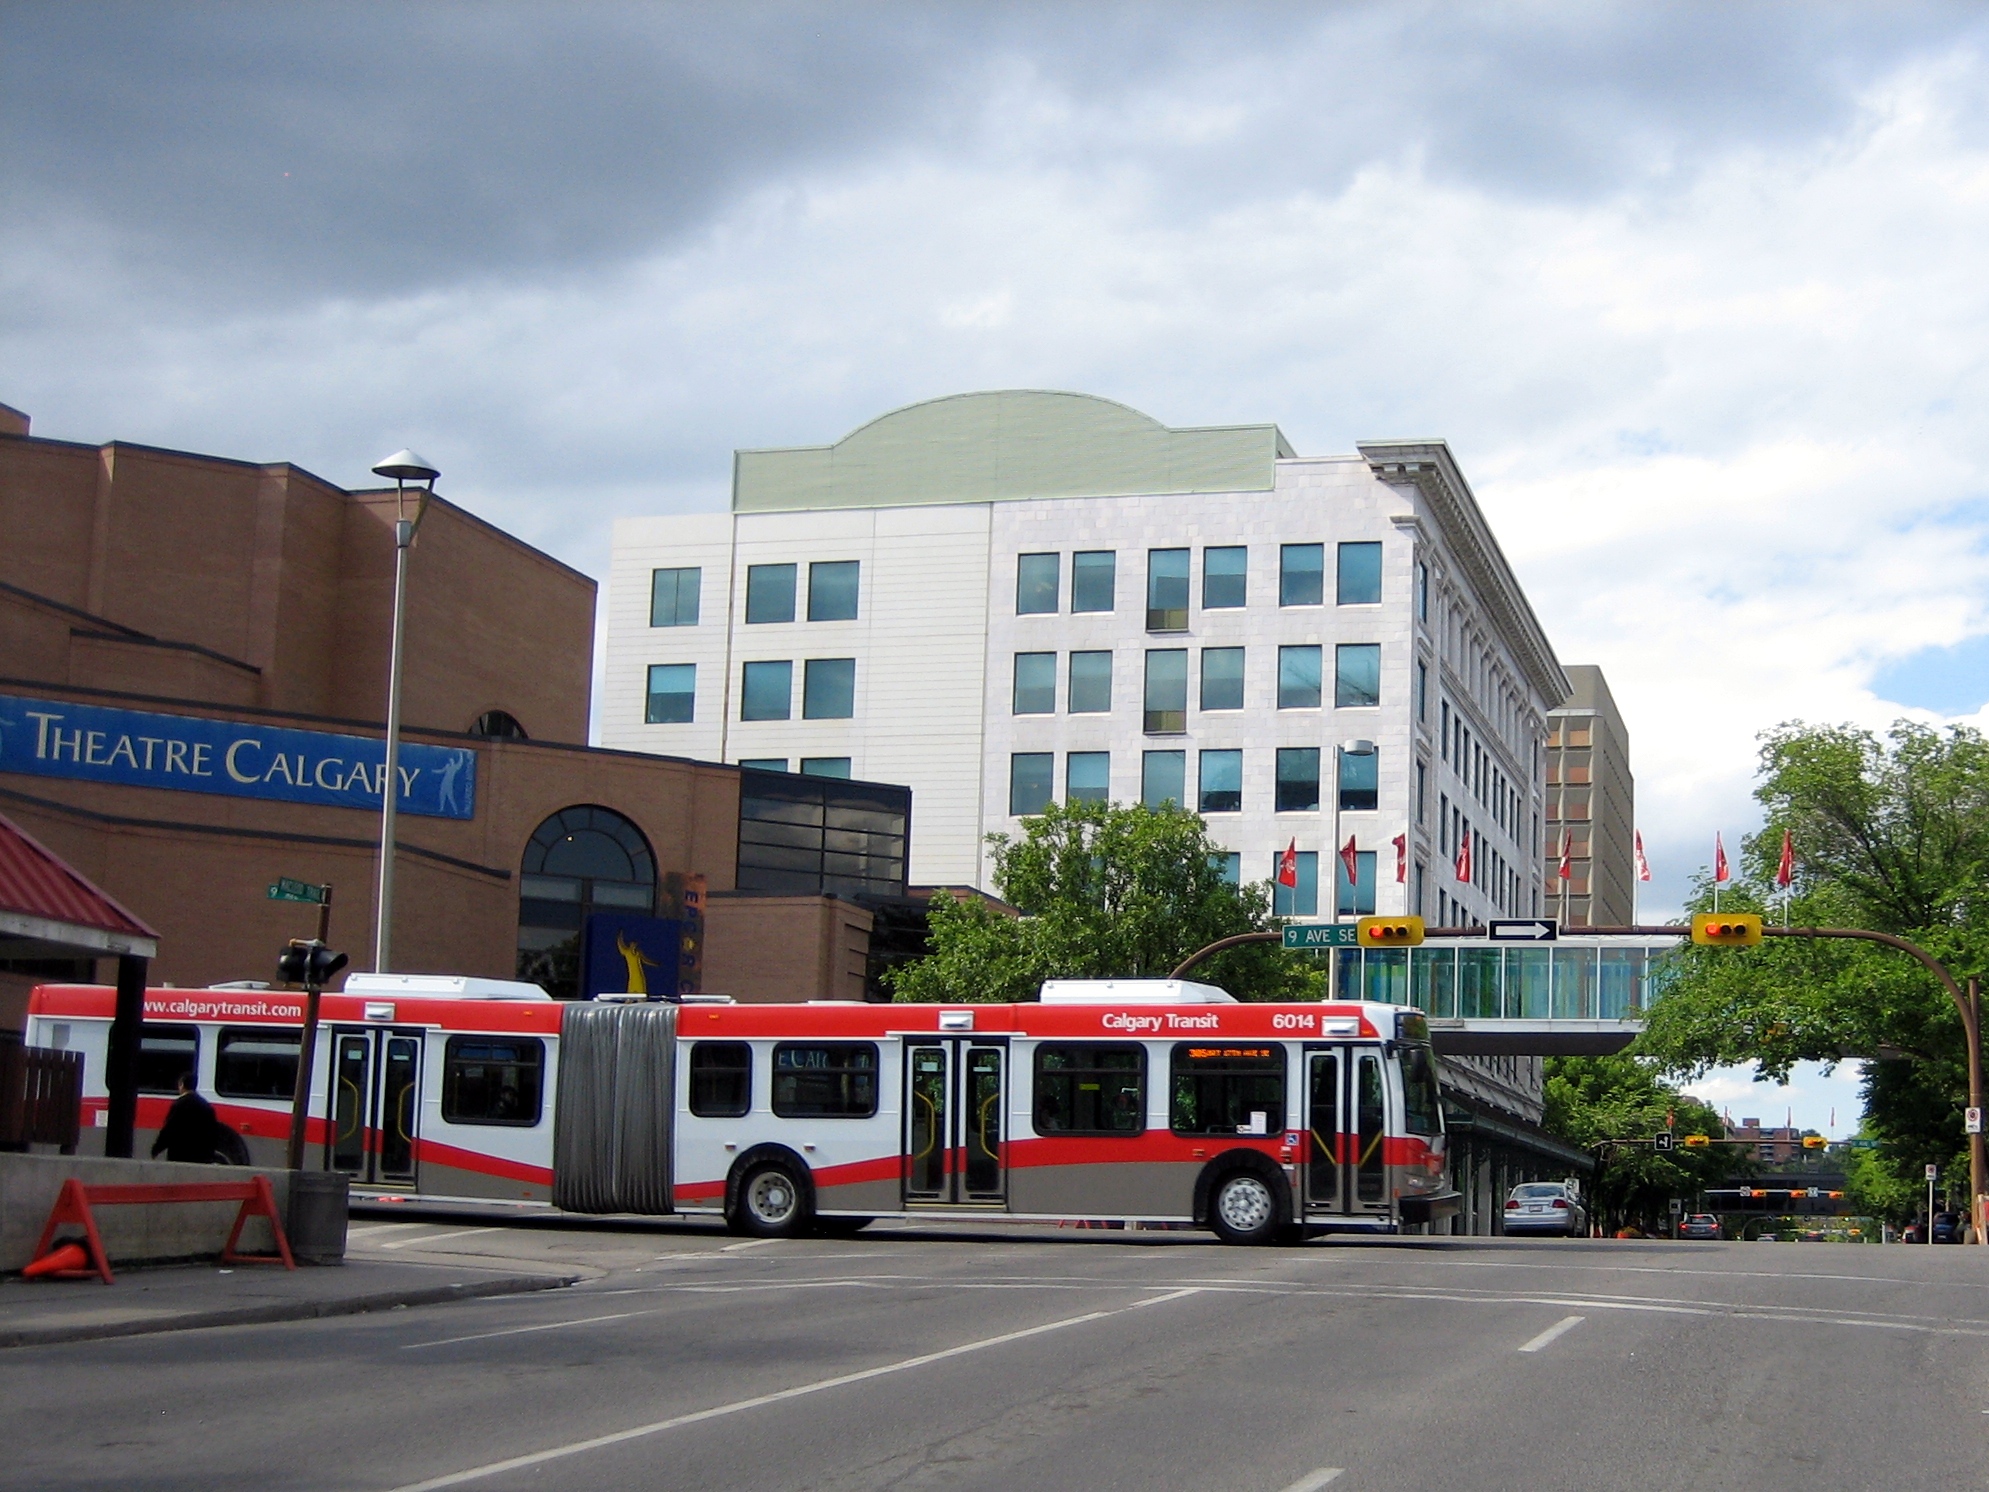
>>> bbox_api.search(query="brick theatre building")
[0,401,908,1025]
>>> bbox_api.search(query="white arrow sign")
[1487,919,1559,942]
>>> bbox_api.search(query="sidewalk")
[0,1256,580,1349]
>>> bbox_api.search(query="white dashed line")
[1277,1469,1345,1491]
[1517,1314,1586,1353]
[376,1227,500,1251]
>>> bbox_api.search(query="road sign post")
[269,878,336,1171]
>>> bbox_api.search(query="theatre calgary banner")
[0,693,476,820]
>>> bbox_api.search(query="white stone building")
[604,391,1566,931]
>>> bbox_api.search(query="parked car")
[1931,1210,1966,1244]
[1678,1213,1722,1240]
[1900,1221,1925,1244]
[1503,1181,1587,1237]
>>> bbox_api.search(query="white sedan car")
[1503,1181,1587,1237]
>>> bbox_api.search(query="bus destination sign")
[1281,923,1360,950]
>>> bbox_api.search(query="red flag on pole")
[1392,833,1407,884]
[1340,834,1360,890]
[1557,829,1573,882]
[1775,828,1794,890]
[1714,832,1730,884]
[1634,830,1652,883]
[1277,839,1298,889]
[1454,831,1472,884]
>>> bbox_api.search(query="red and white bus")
[27,974,1458,1243]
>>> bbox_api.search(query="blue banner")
[0,693,476,820]
[582,913,702,1001]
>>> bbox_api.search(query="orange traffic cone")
[21,1243,89,1279]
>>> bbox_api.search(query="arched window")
[516,806,656,999]
[471,710,528,740]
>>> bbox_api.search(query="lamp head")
[371,449,440,486]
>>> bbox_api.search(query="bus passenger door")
[901,1039,1007,1208]
[1304,1046,1389,1220]
[326,1026,424,1189]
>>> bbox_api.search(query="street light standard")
[1331,738,1376,922]
[368,448,440,974]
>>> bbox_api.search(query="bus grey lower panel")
[552,1002,678,1214]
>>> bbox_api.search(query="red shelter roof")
[0,812,158,957]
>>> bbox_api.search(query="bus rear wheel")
[729,1159,813,1239]
[1209,1170,1282,1246]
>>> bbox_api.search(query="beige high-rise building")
[1542,665,1635,927]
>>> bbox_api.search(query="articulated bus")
[27,974,1459,1244]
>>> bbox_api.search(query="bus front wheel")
[1209,1170,1282,1246]
[729,1159,813,1239]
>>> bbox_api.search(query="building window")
[1335,643,1381,707]
[1277,645,1322,709]
[1170,1043,1285,1135]
[745,563,796,624]
[1338,541,1382,605]
[1017,552,1060,614]
[1011,753,1054,816]
[1198,749,1242,813]
[1336,849,1377,916]
[1200,647,1244,711]
[1272,851,1319,917]
[800,757,851,778]
[1416,758,1427,823]
[1213,852,1241,885]
[645,663,695,724]
[1416,561,1430,622]
[1276,747,1320,813]
[469,710,528,740]
[1144,649,1188,733]
[738,758,787,772]
[650,566,701,627]
[1416,659,1428,721]
[215,1027,299,1100]
[1441,701,1451,761]
[807,560,860,622]
[1280,543,1324,607]
[735,771,909,899]
[1034,1044,1146,1135]
[802,658,855,719]
[1142,750,1185,809]
[1066,751,1110,803]
[1203,546,1247,609]
[771,1043,879,1119]
[688,1042,752,1118]
[441,1036,545,1125]
[517,805,656,1000]
[1068,651,1113,713]
[1339,748,1378,810]
[1146,548,1190,631]
[1072,550,1116,613]
[1013,652,1056,714]
[740,660,792,720]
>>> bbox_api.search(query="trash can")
[286,1170,350,1264]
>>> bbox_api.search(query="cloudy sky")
[9,1,1987,1125]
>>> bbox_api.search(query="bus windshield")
[1400,1044,1441,1137]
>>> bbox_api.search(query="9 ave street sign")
[1282,923,1361,950]
[267,877,326,904]
[1488,919,1558,942]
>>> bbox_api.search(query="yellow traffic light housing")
[1682,1133,1712,1148]
[1692,912,1763,947]
[1357,915,1425,946]
[1802,1135,1827,1150]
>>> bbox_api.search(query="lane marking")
[721,1238,778,1252]
[404,1310,643,1350]
[384,1288,1201,1491]
[346,1223,422,1238]
[1278,1470,1345,1492]
[376,1227,500,1251]
[1517,1314,1586,1353]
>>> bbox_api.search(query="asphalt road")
[7,1215,1987,1492]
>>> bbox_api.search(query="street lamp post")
[368,448,439,974]
[1331,738,1376,922]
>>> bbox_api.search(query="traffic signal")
[1682,1133,1712,1148]
[1654,1131,1676,1152]
[1357,915,1425,946]
[278,938,348,990]
[1692,912,1763,947]
[1802,1135,1828,1150]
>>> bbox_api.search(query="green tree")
[1635,720,1989,1212]
[1541,1056,1742,1233]
[886,799,1320,1004]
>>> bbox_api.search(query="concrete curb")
[0,1271,581,1349]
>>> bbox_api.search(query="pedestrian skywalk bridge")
[1326,933,1686,1055]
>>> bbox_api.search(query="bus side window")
[214,1026,300,1099]
[137,1024,199,1093]
[1169,1044,1285,1135]
[771,1043,879,1118]
[689,1042,752,1117]
[442,1036,545,1126]
[1034,1043,1145,1136]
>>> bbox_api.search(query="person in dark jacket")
[151,1071,221,1163]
